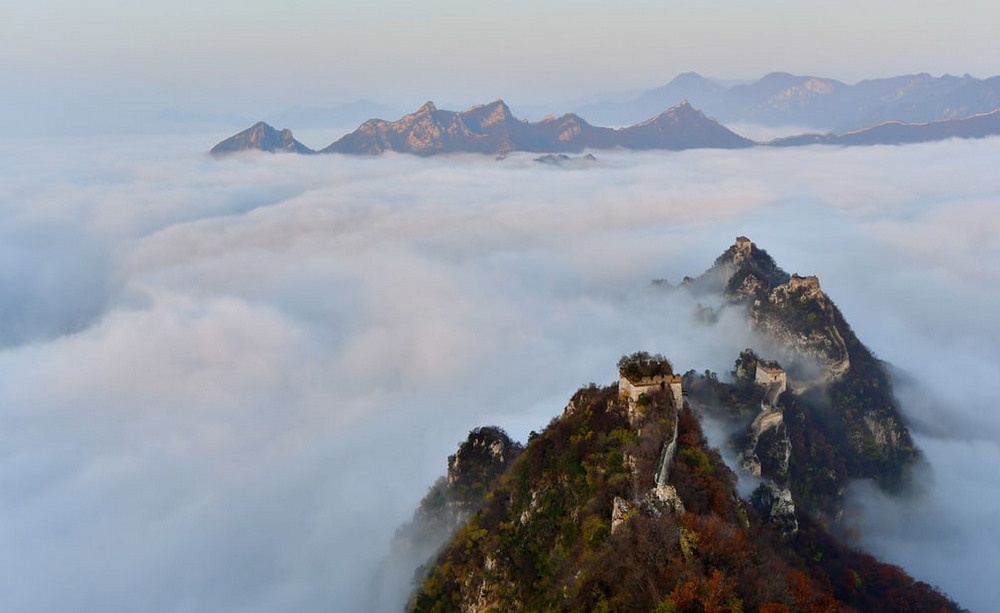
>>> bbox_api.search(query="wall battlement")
[619,372,683,410]
[755,363,787,396]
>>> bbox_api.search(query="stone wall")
[755,365,787,395]
[619,373,683,409]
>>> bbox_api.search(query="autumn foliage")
[408,383,960,612]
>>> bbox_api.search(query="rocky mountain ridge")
[680,237,917,521]
[213,99,752,157]
[580,71,1000,130]
[395,238,953,612]
[211,97,1000,157]
[405,369,954,611]
[768,107,1000,146]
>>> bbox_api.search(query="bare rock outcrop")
[209,121,315,155]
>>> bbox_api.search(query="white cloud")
[0,136,998,611]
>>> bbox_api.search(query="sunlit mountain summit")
[210,121,315,156]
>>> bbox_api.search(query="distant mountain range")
[769,107,1000,146]
[579,71,1000,130]
[211,100,753,156]
[210,71,1000,157]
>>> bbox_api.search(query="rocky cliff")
[392,238,956,611]
[394,427,522,552]
[371,428,521,611]
[682,238,918,522]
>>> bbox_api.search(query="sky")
[4,0,1000,134]
[1,136,1000,611]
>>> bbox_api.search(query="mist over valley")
[1,132,999,611]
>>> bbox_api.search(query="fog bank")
[1,137,998,611]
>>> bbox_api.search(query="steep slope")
[408,366,958,612]
[397,427,523,551]
[208,121,315,155]
[399,240,958,610]
[682,238,917,518]
[617,101,755,150]
[372,428,521,612]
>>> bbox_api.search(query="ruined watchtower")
[755,361,787,396]
[617,352,683,411]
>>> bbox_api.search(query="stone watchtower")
[617,352,683,411]
[754,361,787,395]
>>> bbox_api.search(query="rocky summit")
[395,238,956,612]
[681,237,917,521]
[209,121,315,155]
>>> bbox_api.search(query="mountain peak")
[683,238,918,497]
[416,101,438,114]
[668,72,710,86]
[759,71,800,82]
[462,99,515,127]
[489,99,513,115]
[396,238,956,612]
[209,121,314,156]
[481,98,510,109]
[647,100,708,124]
[690,236,790,298]
[723,235,763,265]
[407,345,951,610]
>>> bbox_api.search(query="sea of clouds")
[0,134,998,612]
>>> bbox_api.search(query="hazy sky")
[4,0,1000,133]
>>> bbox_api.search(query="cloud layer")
[1,136,998,611]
